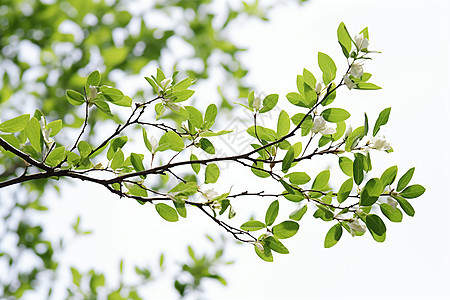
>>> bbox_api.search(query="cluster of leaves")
[1,0,317,297]
[0,22,425,271]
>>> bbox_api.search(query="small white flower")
[149,136,158,154]
[202,188,218,201]
[370,135,391,151]
[349,219,367,236]
[343,74,357,90]
[39,117,54,147]
[162,99,180,112]
[315,82,323,94]
[350,61,364,78]
[355,33,369,51]
[355,207,364,215]
[312,116,336,135]
[254,241,265,252]
[160,78,173,89]
[253,91,266,112]
[88,85,97,101]
[387,197,398,210]
[344,125,353,138]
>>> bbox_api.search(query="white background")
[40,0,450,299]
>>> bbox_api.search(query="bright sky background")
[38,0,450,299]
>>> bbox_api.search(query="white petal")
[320,127,336,135]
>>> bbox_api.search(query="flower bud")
[160,78,173,89]
[355,33,369,50]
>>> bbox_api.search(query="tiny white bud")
[160,78,173,89]
[343,74,356,90]
[89,85,97,100]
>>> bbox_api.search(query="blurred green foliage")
[0,0,308,298]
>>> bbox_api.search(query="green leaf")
[205,163,220,184]
[360,178,383,206]
[145,76,159,94]
[110,95,132,107]
[353,153,365,185]
[272,221,299,239]
[400,184,425,199]
[130,153,145,173]
[289,205,307,221]
[282,147,295,173]
[324,223,343,248]
[199,138,215,154]
[366,214,386,236]
[71,267,82,287]
[171,89,195,102]
[277,110,290,138]
[397,167,415,191]
[380,204,403,222]
[93,100,113,116]
[200,130,232,137]
[0,134,20,148]
[155,203,179,222]
[265,236,289,254]
[265,200,279,226]
[203,104,217,129]
[240,220,265,231]
[174,200,187,218]
[190,154,200,174]
[78,141,92,158]
[373,107,391,136]
[337,178,353,203]
[363,113,369,136]
[356,83,382,90]
[312,170,330,190]
[86,70,101,87]
[169,182,197,196]
[247,91,255,108]
[101,87,124,103]
[302,83,317,107]
[142,128,153,153]
[321,108,350,123]
[156,68,165,82]
[259,94,278,113]
[254,243,273,262]
[303,68,316,89]
[46,147,66,167]
[286,92,308,108]
[360,27,369,39]
[369,229,386,243]
[0,114,30,133]
[185,106,203,128]
[291,113,313,135]
[379,166,398,188]
[127,183,147,198]
[111,149,124,170]
[318,52,337,85]
[345,126,365,151]
[66,89,85,106]
[337,22,352,58]
[285,172,311,185]
[158,131,184,152]
[392,195,415,216]
[246,126,277,142]
[46,120,62,137]
[339,157,353,177]
[107,136,128,160]
[251,160,270,178]
[25,117,42,152]
[173,77,192,91]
